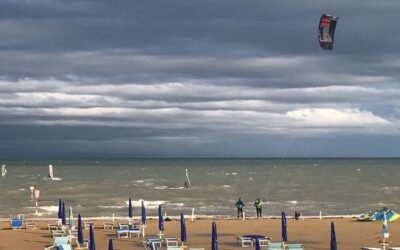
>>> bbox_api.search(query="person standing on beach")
[235,198,245,219]
[254,198,262,218]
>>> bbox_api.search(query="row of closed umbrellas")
[212,212,337,250]
[58,199,337,250]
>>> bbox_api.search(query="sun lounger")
[389,248,400,250]
[48,224,60,231]
[164,237,179,247]
[52,229,66,237]
[83,221,94,229]
[236,236,253,247]
[10,218,23,229]
[267,242,283,250]
[115,228,141,238]
[287,243,304,250]
[103,221,115,230]
[43,236,71,250]
[167,247,183,250]
[259,238,271,246]
[25,221,37,229]
[44,244,73,250]
[143,237,162,249]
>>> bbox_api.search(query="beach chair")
[10,218,23,229]
[44,244,73,250]
[167,247,183,250]
[116,229,129,238]
[164,237,179,247]
[287,243,304,250]
[236,236,253,247]
[267,242,283,250]
[143,237,162,249]
[83,221,94,229]
[259,237,271,246]
[103,221,115,229]
[43,237,71,250]
[25,221,37,229]
[128,228,141,238]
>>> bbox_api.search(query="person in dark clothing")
[235,198,245,218]
[254,198,262,218]
[294,211,301,220]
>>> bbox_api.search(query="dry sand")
[0,218,399,250]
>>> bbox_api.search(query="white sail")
[48,164,54,179]
[1,164,6,177]
[185,168,191,186]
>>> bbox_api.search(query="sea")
[0,158,399,219]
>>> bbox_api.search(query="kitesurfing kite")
[318,14,339,50]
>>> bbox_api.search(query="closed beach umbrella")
[141,200,146,224]
[383,211,390,240]
[108,239,113,250]
[69,206,75,230]
[128,197,133,218]
[211,222,218,250]
[58,199,62,219]
[78,214,83,245]
[89,224,96,250]
[255,238,261,250]
[158,205,164,232]
[61,201,66,225]
[180,212,187,244]
[330,222,337,250]
[281,211,287,242]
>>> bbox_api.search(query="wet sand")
[0,218,399,250]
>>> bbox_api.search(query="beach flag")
[128,197,133,218]
[180,212,187,244]
[281,211,288,242]
[383,211,389,239]
[211,222,218,250]
[330,222,337,250]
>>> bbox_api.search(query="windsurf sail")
[185,168,191,187]
[318,14,339,50]
[48,164,54,179]
[1,164,6,177]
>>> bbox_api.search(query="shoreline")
[0,217,399,250]
[0,214,362,221]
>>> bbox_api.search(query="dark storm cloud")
[0,0,400,157]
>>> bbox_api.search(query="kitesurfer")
[254,197,263,218]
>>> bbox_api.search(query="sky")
[1,0,400,158]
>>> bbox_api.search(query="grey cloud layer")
[0,0,400,157]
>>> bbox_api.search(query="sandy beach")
[0,217,399,250]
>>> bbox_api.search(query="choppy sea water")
[0,158,399,219]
